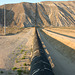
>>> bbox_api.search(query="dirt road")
[0,27,35,74]
[38,28,75,75]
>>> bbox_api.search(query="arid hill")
[0,1,75,27]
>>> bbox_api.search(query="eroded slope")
[0,1,75,27]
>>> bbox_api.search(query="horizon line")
[0,0,74,6]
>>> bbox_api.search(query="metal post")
[4,4,6,35]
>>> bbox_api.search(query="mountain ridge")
[0,1,75,27]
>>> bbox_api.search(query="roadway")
[37,28,75,75]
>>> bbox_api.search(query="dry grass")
[0,26,25,35]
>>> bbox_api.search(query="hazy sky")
[0,0,74,5]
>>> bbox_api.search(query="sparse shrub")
[12,52,14,54]
[16,53,18,56]
[22,56,25,59]
[27,64,30,66]
[23,69,26,73]
[24,51,27,55]
[15,60,19,63]
[20,64,21,66]
[20,50,24,54]
[23,70,29,74]
[18,47,20,49]
[21,45,23,47]
[26,71,30,74]
[23,63,27,66]
[12,67,17,71]
[9,58,11,60]
[17,68,23,75]
[23,46,25,48]
[0,71,4,73]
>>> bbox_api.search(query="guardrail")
[30,28,54,75]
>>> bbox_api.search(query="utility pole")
[35,3,37,27]
[4,4,6,35]
[35,3,37,31]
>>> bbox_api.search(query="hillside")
[0,1,75,27]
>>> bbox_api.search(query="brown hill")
[0,1,75,27]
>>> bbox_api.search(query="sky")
[0,0,74,5]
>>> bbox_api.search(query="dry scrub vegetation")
[0,26,24,35]
[0,27,35,75]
